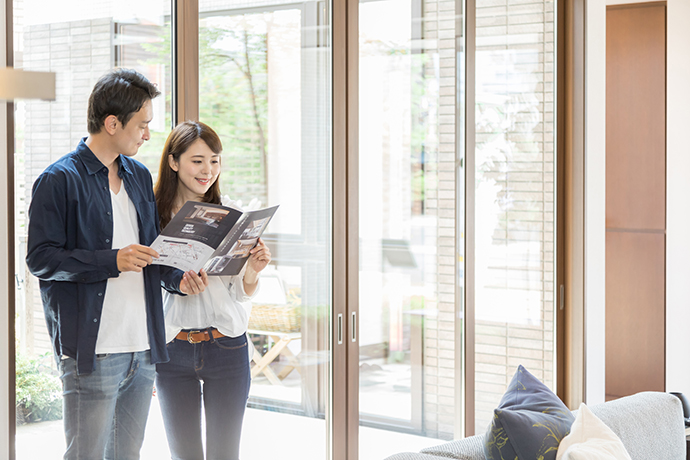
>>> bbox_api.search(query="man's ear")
[168,154,179,172]
[103,115,119,135]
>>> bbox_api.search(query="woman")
[153,121,271,460]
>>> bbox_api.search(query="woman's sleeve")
[227,265,260,302]
[223,267,259,325]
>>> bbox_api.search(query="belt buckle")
[187,330,202,344]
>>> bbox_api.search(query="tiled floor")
[16,396,441,460]
[17,353,443,459]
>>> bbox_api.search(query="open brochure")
[150,200,279,276]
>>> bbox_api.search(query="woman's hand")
[247,238,271,275]
[180,269,209,295]
[244,239,271,295]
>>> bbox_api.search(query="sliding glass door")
[356,0,558,453]
[358,0,465,457]
[12,1,173,458]
[198,1,333,458]
[472,0,557,432]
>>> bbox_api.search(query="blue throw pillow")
[484,365,574,460]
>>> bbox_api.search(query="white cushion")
[556,403,632,460]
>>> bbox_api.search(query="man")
[26,68,208,460]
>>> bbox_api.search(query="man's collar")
[76,137,133,176]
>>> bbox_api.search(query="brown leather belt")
[175,329,225,344]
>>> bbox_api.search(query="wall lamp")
[0,67,55,101]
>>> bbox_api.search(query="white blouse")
[162,197,260,342]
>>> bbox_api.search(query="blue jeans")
[60,351,155,460]
[155,331,251,460]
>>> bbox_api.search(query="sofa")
[384,392,687,460]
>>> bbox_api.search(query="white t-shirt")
[95,185,149,354]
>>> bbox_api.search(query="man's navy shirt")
[26,138,183,374]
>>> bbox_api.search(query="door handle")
[337,313,343,344]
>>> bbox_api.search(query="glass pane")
[199,1,332,459]
[473,0,557,430]
[13,1,173,458]
[358,0,464,457]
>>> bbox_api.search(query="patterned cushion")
[484,365,574,460]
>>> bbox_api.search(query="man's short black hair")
[87,68,161,134]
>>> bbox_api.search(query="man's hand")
[117,244,160,273]
[180,269,209,295]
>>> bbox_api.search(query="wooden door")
[605,2,666,400]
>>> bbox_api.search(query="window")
[8,0,559,457]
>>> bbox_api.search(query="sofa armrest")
[384,453,463,460]
[590,391,685,460]
[419,435,485,460]
[383,434,486,460]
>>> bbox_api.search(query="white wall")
[584,0,607,406]
[587,0,690,401]
[1,1,12,457]
[663,0,690,397]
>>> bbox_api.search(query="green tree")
[16,353,62,424]
[199,18,269,205]
[142,15,270,205]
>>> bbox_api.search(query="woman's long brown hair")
[154,121,223,229]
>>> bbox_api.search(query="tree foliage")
[16,353,62,424]
[141,15,270,205]
[199,18,269,205]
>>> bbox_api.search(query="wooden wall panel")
[605,231,665,399]
[606,4,666,231]
[605,2,666,400]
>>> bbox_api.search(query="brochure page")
[150,201,278,276]
[203,205,279,276]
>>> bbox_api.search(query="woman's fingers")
[180,270,208,295]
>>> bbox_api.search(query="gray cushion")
[589,392,685,460]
